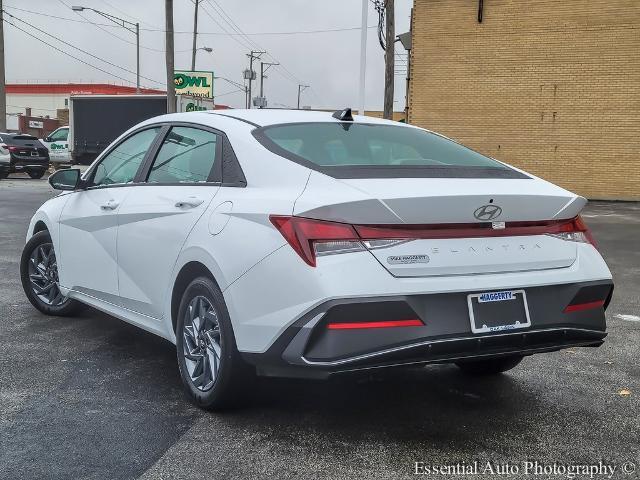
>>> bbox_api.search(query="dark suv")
[0,133,50,179]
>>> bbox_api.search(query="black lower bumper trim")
[243,327,604,379]
[241,280,611,379]
[303,327,605,369]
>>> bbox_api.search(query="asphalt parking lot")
[0,176,638,480]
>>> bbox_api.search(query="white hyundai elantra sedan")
[21,109,613,409]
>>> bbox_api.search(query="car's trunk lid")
[294,173,584,276]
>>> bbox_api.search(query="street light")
[193,46,212,70]
[71,6,140,93]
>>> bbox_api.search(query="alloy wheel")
[182,296,222,391]
[28,242,65,306]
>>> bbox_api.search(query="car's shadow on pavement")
[64,304,535,427]
[1,304,598,480]
[244,366,531,441]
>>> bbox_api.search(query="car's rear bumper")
[240,280,613,379]
[10,156,49,171]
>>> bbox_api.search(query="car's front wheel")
[20,230,82,316]
[455,355,523,375]
[176,276,253,410]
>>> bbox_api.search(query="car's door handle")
[100,200,119,211]
[175,197,204,208]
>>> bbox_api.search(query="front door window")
[92,127,160,186]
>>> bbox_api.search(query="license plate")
[467,289,531,334]
[30,151,39,156]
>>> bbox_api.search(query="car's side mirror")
[49,168,82,191]
[43,136,52,143]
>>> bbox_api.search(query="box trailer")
[69,94,167,165]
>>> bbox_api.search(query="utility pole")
[165,0,176,113]
[190,0,200,71]
[358,0,368,117]
[297,84,309,110]
[0,0,6,131]
[258,61,278,109]
[135,22,140,93]
[245,50,264,108]
[383,0,395,120]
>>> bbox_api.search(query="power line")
[215,88,246,98]
[3,4,378,35]
[7,104,59,113]
[371,0,386,50]
[57,0,165,53]
[193,0,296,106]
[98,0,162,30]
[206,0,260,48]
[3,18,136,86]
[202,0,307,89]
[195,1,253,52]
[2,10,165,87]
[197,0,254,50]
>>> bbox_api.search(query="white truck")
[40,126,71,166]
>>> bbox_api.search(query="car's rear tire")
[28,169,46,179]
[175,276,253,410]
[455,355,523,375]
[20,230,82,317]
[0,170,8,180]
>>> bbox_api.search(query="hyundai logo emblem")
[474,204,503,221]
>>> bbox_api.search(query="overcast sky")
[3,0,412,110]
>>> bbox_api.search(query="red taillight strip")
[354,217,591,240]
[327,319,423,330]
[270,215,596,267]
[563,300,605,313]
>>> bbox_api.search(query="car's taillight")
[7,146,17,152]
[271,215,598,267]
[544,216,597,248]
[269,215,363,267]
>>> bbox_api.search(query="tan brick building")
[407,0,639,200]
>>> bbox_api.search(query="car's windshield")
[255,123,510,174]
[49,129,68,142]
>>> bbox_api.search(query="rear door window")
[146,127,219,183]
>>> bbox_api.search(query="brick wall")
[408,0,639,200]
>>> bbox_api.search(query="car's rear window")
[1,134,40,146]
[253,123,528,179]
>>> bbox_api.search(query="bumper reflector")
[327,319,423,330]
[564,300,605,313]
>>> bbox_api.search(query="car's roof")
[204,108,402,128]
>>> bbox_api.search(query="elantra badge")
[387,255,430,265]
[474,204,503,221]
